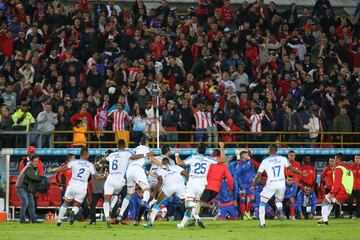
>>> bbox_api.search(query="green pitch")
[0,219,359,240]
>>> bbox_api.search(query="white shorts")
[64,181,87,203]
[126,166,150,190]
[260,185,285,202]
[104,174,126,195]
[162,183,186,200]
[185,178,207,201]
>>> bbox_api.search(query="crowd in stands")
[1,0,360,148]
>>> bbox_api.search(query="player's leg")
[319,198,332,224]
[288,198,296,220]
[178,184,196,229]
[57,185,76,226]
[239,192,247,219]
[274,187,285,221]
[116,185,134,223]
[191,184,206,228]
[136,179,151,225]
[145,191,167,227]
[258,186,275,228]
[246,186,255,220]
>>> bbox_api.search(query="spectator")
[73,119,87,148]
[284,104,303,144]
[131,107,147,145]
[296,184,317,219]
[333,107,352,144]
[55,105,72,148]
[37,103,58,147]
[0,105,14,147]
[312,0,334,19]
[193,102,208,142]
[162,100,180,146]
[1,83,17,113]
[108,103,132,147]
[15,156,43,224]
[19,146,44,177]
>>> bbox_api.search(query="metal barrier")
[1,130,360,148]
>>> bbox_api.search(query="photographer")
[15,156,43,224]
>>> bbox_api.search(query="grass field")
[0,219,359,240]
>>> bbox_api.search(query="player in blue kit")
[233,149,256,220]
[216,180,239,220]
[283,175,297,220]
[253,175,275,219]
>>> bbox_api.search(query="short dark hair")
[288,150,295,154]
[140,136,148,145]
[161,145,170,155]
[213,149,221,156]
[162,157,170,165]
[30,156,39,161]
[80,147,89,157]
[117,139,126,148]
[269,144,278,153]
[335,153,343,161]
[287,175,294,179]
[67,154,75,161]
[197,143,207,155]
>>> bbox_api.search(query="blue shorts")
[239,184,255,196]
[217,205,239,220]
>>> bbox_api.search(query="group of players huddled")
[48,138,359,228]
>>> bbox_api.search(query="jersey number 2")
[77,168,85,178]
[272,165,281,177]
[194,163,206,174]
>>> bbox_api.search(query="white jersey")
[128,145,152,169]
[258,154,290,187]
[67,159,96,185]
[156,165,185,186]
[184,154,217,180]
[106,150,132,177]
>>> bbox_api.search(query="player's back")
[185,154,217,179]
[235,160,255,184]
[128,145,151,168]
[68,159,95,185]
[157,165,185,185]
[107,150,132,176]
[259,154,290,188]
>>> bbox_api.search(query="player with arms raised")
[175,142,225,229]
[49,148,107,226]
[251,144,306,228]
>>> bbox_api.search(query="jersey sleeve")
[204,156,218,164]
[283,157,291,168]
[184,155,194,165]
[258,161,266,173]
[67,161,74,169]
[90,163,96,175]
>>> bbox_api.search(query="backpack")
[34,176,50,193]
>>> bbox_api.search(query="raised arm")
[251,171,263,191]
[219,142,225,163]
[175,149,185,166]
[130,151,154,160]
[288,165,307,177]
[48,165,69,174]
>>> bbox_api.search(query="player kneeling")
[215,180,239,220]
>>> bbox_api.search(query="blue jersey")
[284,182,297,199]
[296,190,317,214]
[218,180,236,204]
[233,160,255,189]
[253,183,265,209]
[128,193,142,220]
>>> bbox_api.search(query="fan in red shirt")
[318,153,354,225]
[349,155,360,218]
[299,155,317,189]
[285,151,301,187]
[320,158,336,195]
[19,146,44,176]
[216,0,235,26]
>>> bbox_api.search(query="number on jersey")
[77,168,85,178]
[112,160,118,171]
[272,165,281,177]
[194,162,206,174]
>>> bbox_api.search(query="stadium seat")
[9,184,21,207]
[48,184,62,207]
[37,193,50,207]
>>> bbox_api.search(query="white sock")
[149,208,159,224]
[58,204,68,223]
[192,203,201,220]
[180,210,191,227]
[111,195,118,209]
[72,206,80,215]
[322,204,329,222]
[143,190,150,202]
[103,201,110,219]
[119,196,131,216]
[259,205,266,226]
[327,204,333,217]
[149,199,157,208]
[276,201,283,212]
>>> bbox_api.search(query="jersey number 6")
[112,160,118,171]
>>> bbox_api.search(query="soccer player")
[216,179,239,220]
[116,137,159,225]
[299,155,317,188]
[175,142,224,229]
[283,175,297,220]
[233,149,255,220]
[49,148,107,226]
[318,153,354,225]
[251,144,306,228]
[143,157,188,228]
[253,175,275,220]
[103,140,132,228]
[349,155,360,218]
[320,158,336,196]
[285,151,300,187]
[296,184,317,219]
